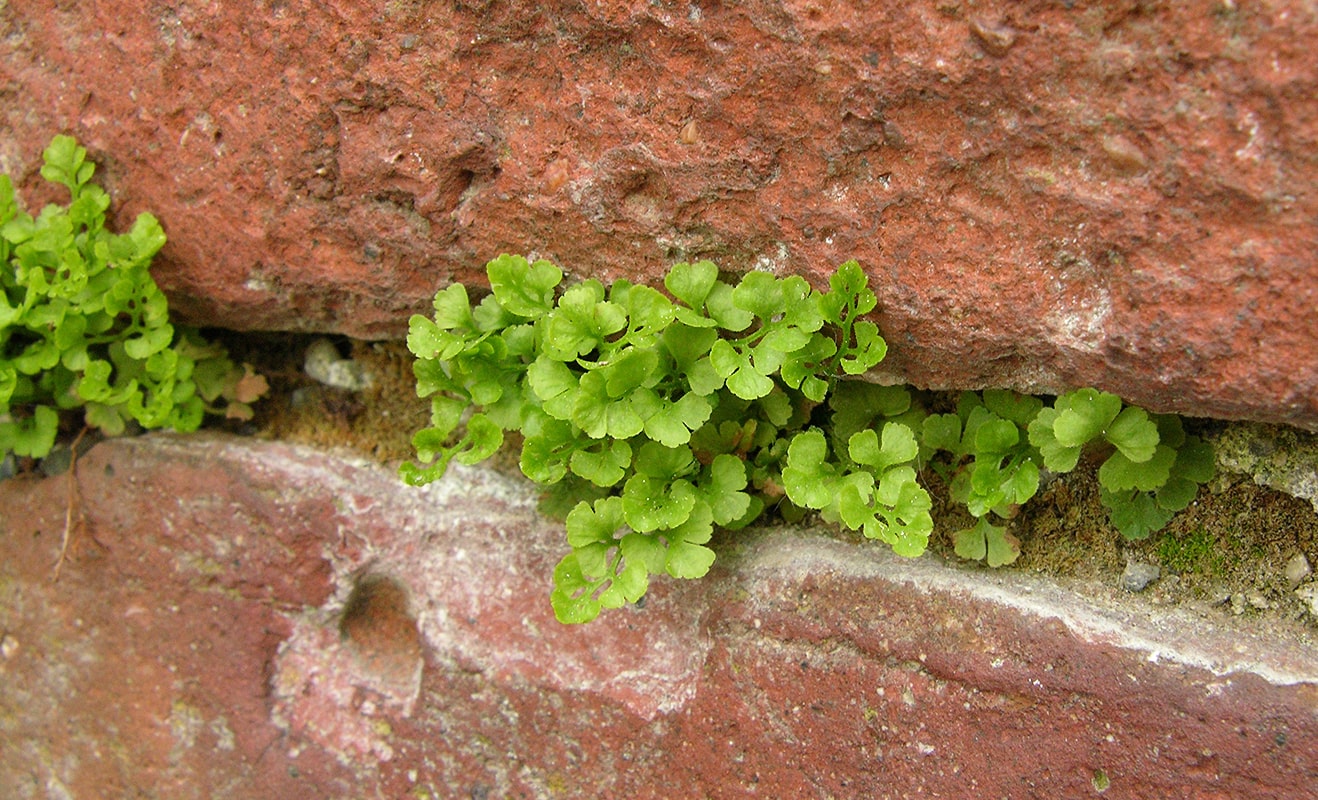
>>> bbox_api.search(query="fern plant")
[0,135,266,460]
[404,255,1215,622]
[404,255,925,622]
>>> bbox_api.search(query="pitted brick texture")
[1,434,1315,798]
[1,2,1315,427]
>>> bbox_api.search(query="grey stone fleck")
[1230,593,1247,615]
[1283,553,1311,590]
[305,337,373,391]
[1120,561,1161,592]
[1203,583,1232,606]
[1295,583,1318,619]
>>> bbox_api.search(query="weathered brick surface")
[1,2,1316,427]
[1,434,1315,798]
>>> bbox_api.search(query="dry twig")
[52,426,88,581]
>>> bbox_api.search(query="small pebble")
[1283,552,1311,590]
[304,338,373,391]
[969,17,1018,57]
[1246,590,1270,611]
[1295,583,1318,619]
[1101,134,1149,174]
[1230,593,1247,615]
[679,120,700,145]
[542,159,571,193]
[0,634,17,659]
[1120,561,1161,592]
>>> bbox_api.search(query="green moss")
[1157,527,1221,575]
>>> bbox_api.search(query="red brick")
[1,434,1314,798]
[1,2,1315,427]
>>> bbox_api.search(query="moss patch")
[223,334,431,463]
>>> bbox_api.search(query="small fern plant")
[923,388,1215,566]
[403,255,929,623]
[0,135,266,460]
[404,255,1215,623]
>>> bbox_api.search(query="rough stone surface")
[1213,423,1318,513]
[2,433,1317,798]
[2,2,1316,428]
